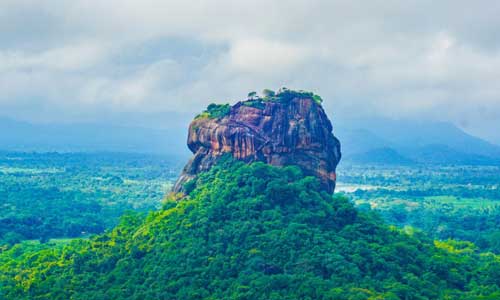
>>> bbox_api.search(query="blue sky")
[1,0,500,143]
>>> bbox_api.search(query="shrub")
[196,103,231,119]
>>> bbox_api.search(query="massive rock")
[173,94,341,194]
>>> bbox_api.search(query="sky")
[1,0,500,143]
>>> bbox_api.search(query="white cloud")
[0,42,108,72]
[228,38,311,73]
[1,0,500,141]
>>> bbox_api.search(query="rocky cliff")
[173,90,341,194]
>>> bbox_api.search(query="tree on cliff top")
[247,91,258,100]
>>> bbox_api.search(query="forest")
[337,164,500,254]
[1,157,500,299]
[0,152,181,246]
[1,153,500,299]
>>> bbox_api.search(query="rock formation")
[173,90,341,194]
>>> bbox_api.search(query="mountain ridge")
[337,118,500,165]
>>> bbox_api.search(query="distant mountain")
[336,118,500,165]
[0,116,189,156]
[337,128,392,155]
[346,147,414,165]
[403,144,498,165]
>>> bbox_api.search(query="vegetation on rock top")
[195,88,324,119]
[195,103,231,119]
[247,88,324,106]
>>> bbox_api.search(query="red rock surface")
[173,97,341,193]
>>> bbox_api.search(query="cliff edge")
[173,89,341,194]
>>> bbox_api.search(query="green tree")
[262,89,275,98]
[247,91,258,99]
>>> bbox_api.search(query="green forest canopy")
[1,159,500,299]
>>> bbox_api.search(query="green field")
[338,163,500,253]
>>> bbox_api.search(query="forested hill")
[1,90,500,299]
[1,159,500,299]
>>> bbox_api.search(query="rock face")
[173,96,341,193]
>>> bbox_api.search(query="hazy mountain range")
[336,118,500,165]
[1,116,499,165]
[0,116,189,156]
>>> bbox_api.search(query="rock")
[173,92,341,194]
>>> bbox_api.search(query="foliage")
[196,103,231,119]
[312,94,324,104]
[339,163,500,253]
[262,89,275,98]
[240,88,324,109]
[275,87,323,104]
[196,89,324,117]
[247,91,258,99]
[1,160,500,299]
[260,87,323,104]
[0,152,179,246]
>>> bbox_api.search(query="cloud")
[228,38,311,74]
[80,59,188,109]
[1,0,500,142]
[0,42,108,72]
